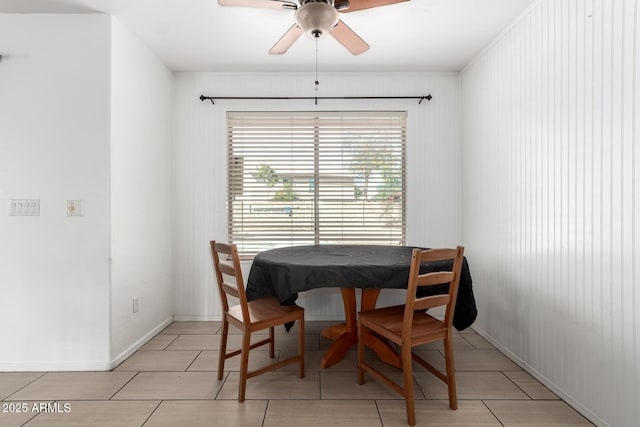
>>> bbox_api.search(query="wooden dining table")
[245,244,476,368]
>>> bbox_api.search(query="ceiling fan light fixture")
[295,2,339,38]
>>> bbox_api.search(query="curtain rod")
[199,94,432,106]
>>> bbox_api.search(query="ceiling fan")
[218,0,409,55]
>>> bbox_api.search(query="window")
[227,111,407,255]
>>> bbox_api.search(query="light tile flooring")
[1,321,594,426]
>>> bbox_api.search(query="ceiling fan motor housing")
[295,1,340,38]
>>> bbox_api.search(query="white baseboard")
[172,315,220,321]
[472,326,610,427]
[109,316,174,370]
[0,361,113,372]
[173,314,344,322]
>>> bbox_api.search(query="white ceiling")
[0,0,535,72]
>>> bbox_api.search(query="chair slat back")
[403,246,464,338]
[217,262,237,278]
[415,271,456,286]
[221,283,241,299]
[210,240,250,322]
[413,294,451,311]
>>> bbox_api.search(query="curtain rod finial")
[419,94,433,104]
[200,95,215,105]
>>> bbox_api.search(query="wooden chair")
[210,241,305,402]
[357,246,464,426]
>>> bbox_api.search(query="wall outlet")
[67,200,84,217]
[132,297,140,313]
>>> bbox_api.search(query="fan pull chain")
[314,37,319,90]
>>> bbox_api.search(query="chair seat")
[228,296,304,331]
[359,305,448,347]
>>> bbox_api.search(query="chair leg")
[443,335,457,410]
[238,330,251,402]
[401,344,416,426]
[357,322,365,385]
[298,317,305,378]
[269,327,275,358]
[217,318,229,381]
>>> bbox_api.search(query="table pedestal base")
[320,288,402,369]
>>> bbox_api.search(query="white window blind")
[226,111,407,255]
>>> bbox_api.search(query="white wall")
[461,0,640,426]
[173,72,461,320]
[0,14,112,370]
[109,18,174,364]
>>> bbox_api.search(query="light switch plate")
[67,200,85,217]
[9,199,40,216]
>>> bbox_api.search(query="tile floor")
[0,321,594,426]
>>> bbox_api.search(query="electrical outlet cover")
[67,200,85,217]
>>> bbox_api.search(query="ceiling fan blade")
[339,0,409,13]
[329,20,369,55]
[218,0,297,10]
[269,24,304,54]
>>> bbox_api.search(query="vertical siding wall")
[461,1,639,426]
[173,72,461,321]
[109,18,174,365]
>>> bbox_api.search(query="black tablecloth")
[246,245,477,330]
